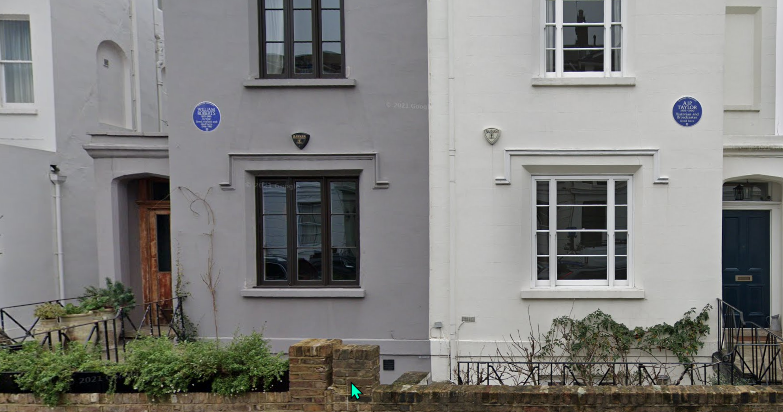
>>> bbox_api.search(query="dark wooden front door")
[722,210,770,327]
[137,177,172,325]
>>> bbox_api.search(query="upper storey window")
[260,0,345,78]
[0,18,34,104]
[544,0,622,77]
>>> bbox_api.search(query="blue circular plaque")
[193,101,221,132]
[672,97,702,127]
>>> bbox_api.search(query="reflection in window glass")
[294,10,312,41]
[556,206,607,230]
[535,178,630,286]
[563,26,604,48]
[558,257,607,280]
[557,181,607,205]
[258,177,358,286]
[563,0,604,23]
[294,43,314,74]
[547,0,622,75]
[297,249,322,281]
[261,0,344,78]
[264,249,288,281]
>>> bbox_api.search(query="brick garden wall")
[3,338,783,411]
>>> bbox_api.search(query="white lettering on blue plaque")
[672,96,702,127]
[193,101,221,132]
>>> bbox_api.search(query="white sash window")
[544,0,623,77]
[0,17,34,105]
[534,177,632,287]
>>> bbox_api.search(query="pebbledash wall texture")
[4,339,783,412]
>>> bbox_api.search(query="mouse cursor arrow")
[350,383,362,400]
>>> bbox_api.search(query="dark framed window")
[256,176,359,286]
[259,0,345,78]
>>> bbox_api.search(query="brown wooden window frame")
[256,176,360,287]
[258,0,346,79]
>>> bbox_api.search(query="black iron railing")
[455,360,723,386]
[717,298,782,384]
[0,296,189,362]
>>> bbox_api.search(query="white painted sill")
[241,288,365,298]
[724,105,760,112]
[243,78,356,88]
[0,107,38,115]
[520,288,645,300]
[532,77,636,87]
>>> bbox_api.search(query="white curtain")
[0,20,34,103]
[612,0,621,22]
[265,10,285,75]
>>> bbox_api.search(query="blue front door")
[722,210,770,327]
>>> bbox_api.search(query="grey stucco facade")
[0,0,163,323]
[163,0,430,382]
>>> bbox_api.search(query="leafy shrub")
[211,332,288,396]
[12,343,102,406]
[33,303,66,320]
[116,337,219,398]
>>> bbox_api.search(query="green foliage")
[537,304,713,367]
[116,337,219,398]
[33,303,66,320]
[117,332,287,398]
[80,278,136,313]
[11,343,102,407]
[632,305,713,364]
[63,303,85,315]
[546,309,634,363]
[1,332,287,402]
[211,332,288,396]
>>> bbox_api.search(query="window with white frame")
[0,17,33,105]
[534,177,630,287]
[544,0,622,76]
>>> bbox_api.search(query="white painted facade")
[0,0,56,152]
[429,0,781,381]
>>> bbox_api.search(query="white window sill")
[520,288,645,299]
[0,107,37,115]
[243,78,357,88]
[531,77,636,87]
[241,288,365,298]
[724,105,760,112]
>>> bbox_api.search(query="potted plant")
[63,279,136,345]
[59,303,102,344]
[81,278,136,314]
[32,303,66,343]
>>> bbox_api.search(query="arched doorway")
[722,179,782,327]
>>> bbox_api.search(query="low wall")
[3,338,783,412]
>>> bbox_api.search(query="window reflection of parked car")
[265,257,288,281]
[308,253,357,281]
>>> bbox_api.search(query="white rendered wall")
[430,0,726,381]
[0,0,56,152]
[724,0,777,136]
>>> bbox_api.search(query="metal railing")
[456,360,723,386]
[717,298,782,384]
[0,296,188,362]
